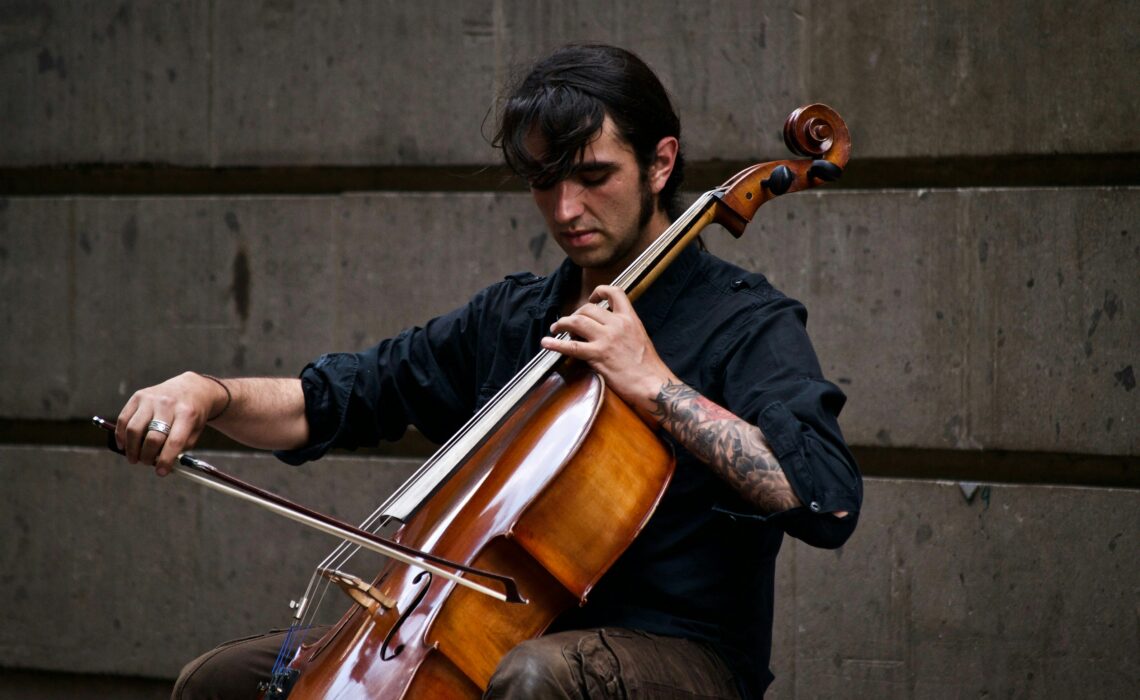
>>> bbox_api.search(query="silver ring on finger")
[147,419,172,435]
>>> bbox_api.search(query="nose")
[550,180,585,224]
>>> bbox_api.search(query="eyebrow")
[527,159,619,190]
[570,161,619,176]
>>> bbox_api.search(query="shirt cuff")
[755,399,860,548]
[274,353,360,466]
[756,400,819,508]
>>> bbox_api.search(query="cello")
[100,103,850,698]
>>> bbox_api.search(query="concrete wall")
[1,1,1136,698]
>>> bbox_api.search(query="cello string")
[267,619,309,688]
[290,192,715,630]
[408,191,712,470]
[344,189,707,526]
[299,513,397,625]
[303,194,715,575]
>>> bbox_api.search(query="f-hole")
[380,571,432,660]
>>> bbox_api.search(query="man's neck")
[572,210,673,310]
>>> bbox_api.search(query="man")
[117,44,861,699]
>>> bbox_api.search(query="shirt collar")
[538,242,703,334]
[530,256,579,323]
[632,242,702,335]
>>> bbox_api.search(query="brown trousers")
[173,627,743,699]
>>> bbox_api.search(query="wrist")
[639,372,682,418]
[194,372,232,421]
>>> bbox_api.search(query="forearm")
[542,285,850,520]
[650,380,802,514]
[206,375,309,450]
[117,371,309,475]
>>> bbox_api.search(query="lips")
[561,230,601,248]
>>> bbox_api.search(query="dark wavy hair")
[493,44,686,221]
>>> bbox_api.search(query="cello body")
[284,363,674,698]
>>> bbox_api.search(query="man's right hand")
[115,371,228,476]
[114,373,309,477]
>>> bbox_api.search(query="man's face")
[526,117,662,279]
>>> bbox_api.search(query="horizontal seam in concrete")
[1,154,1137,195]
[4,419,1136,490]
[849,445,1138,490]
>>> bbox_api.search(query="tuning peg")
[808,160,842,182]
[762,165,795,195]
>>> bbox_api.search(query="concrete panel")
[207,0,500,166]
[0,193,557,420]
[768,479,1139,699]
[0,197,75,414]
[0,0,210,165]
[712,187,1139,456]
[203,1,803,165]
[2,188,1136,456]
[331,192,561,347]
[5,2,1134,166]
[491,1,802,164]
[0,0,799,165]
[0,445,420,678]
[3,454,1136,698]
[806,1,1140,157]
[67,197,342,417]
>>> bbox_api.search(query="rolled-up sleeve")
[719,297,863,549]
[275,352,362,465]
[274,296,484,465]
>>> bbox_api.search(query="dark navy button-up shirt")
[277,243,862,697]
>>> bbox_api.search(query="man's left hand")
[540,285,677,414]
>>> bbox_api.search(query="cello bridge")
[318,567,396,615]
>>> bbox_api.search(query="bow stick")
[92,416,525,604]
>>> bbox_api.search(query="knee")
[170,629,303,700]
[486,641,573,699]
[172,655,228,700]
[171,658,207,700]
[171,645,260,700]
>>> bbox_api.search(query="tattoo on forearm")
[650,381,801,513]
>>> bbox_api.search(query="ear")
[647,136,679,195]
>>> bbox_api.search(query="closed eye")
[528,162,618,191]
[578,172,610,187]
[575,163,617,187]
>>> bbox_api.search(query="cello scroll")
[712,103,850,235]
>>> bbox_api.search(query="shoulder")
[691,250,789,310]
[458,270,554,319]
[502,271,545,287]
[681,252,813,357]
[468,270,546,300]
